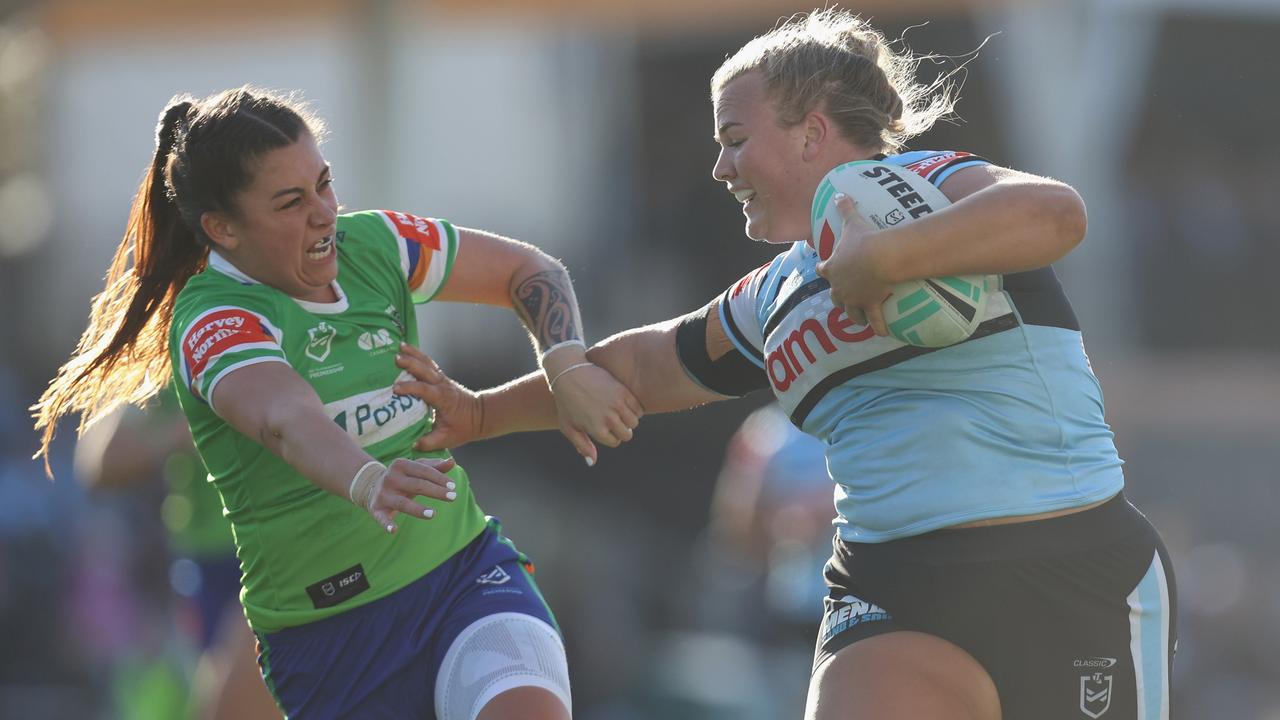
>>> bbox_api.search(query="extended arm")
[430,227,644,456]
[394,307,736,456]
[212,361,457,531]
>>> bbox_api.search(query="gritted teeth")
[306,235,334,260]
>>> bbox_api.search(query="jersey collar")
[208,250,350,314]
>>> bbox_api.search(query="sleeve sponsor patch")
[381,210,442,252]
[180,307,282,399]
[379,210,455,299]
[904,151,989,185]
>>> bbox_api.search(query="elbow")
[1048,183,1088,255]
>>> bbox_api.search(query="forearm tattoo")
[513,269,580,349]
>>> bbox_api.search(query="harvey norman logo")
[326,370,427,446]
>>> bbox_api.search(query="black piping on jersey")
[919,154,992,184]
[719,296,764,364]
[1001,266,1080,331]
[788,312,1019,427]
[924,279,978,322]
[762,276,832,338]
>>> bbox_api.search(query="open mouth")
[306,235,334,261]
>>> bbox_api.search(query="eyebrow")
[716,121,741,137]
[270,165,331,200]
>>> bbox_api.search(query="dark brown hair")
[33,86,323,473]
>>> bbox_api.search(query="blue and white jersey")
[710,151,1124,542]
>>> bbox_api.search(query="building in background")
[2,0,1279,717]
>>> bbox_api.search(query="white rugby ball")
[811,160,989,348]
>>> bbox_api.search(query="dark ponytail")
[33,87,320,474]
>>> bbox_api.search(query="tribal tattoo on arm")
[512,269,583,351]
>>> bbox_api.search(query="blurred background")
[1,0,1278,717]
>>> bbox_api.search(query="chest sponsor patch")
[325,370,429,446]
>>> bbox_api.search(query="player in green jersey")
[35,86,641,719]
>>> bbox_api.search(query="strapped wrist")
[348,460,388,511]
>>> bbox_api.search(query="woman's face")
[212,131,340,302]
[712,72,816,244]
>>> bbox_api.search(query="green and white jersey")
[169,209,487,632]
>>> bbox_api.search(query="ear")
[200,211,239,252]
[801,111,831,162]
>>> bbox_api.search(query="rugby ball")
[811,160,989,348]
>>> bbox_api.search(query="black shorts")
[816,494,1176,720]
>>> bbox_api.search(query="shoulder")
[173,264,279,327]
[340,210,455,250]
[886,150,992,186]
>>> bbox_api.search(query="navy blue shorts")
[816,494,1177,720]
[256,518,557,719]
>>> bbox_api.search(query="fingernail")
[584,456,595,467]
[395,354,405,363]
[423,508,434,518]
[386,523,396,533]
[400,342,410,349]
[446,491,457,501]
[446,481,456,490]
[834,192,847,201]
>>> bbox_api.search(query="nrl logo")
[1080,672,1113,718]
[306,321,338,362]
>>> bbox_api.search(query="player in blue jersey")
[35,87,645,720]
[392,9,1176,720]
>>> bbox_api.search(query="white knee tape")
[435,612,571,720]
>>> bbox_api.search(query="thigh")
[823,496,1177,720]
[965,523,1176,720]
[805,631,1000,720]
[430,521,569,720]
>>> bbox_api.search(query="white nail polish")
[385,523,395,533]
[446,481,456,490]
[423,508,435,518]
[585,456,595,467]
[446,491,457,501]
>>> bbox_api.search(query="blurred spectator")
[74,390,278,720]
[646,403,833,719]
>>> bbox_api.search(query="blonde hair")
[712,8,961,153]
[32,87,322,474]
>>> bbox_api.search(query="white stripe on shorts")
[1127,549,1172,720]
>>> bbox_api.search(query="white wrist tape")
[348,460,388,512]
[539,339,586,366]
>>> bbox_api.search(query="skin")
[201,131,341,304]
[191,131,640,720]
[393,69,1091,720]
[202,134,640,530]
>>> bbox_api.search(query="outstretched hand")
[393,342,646,468]
[355,457,458,533]
[393,344,485,453]
[815,193,894,337]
